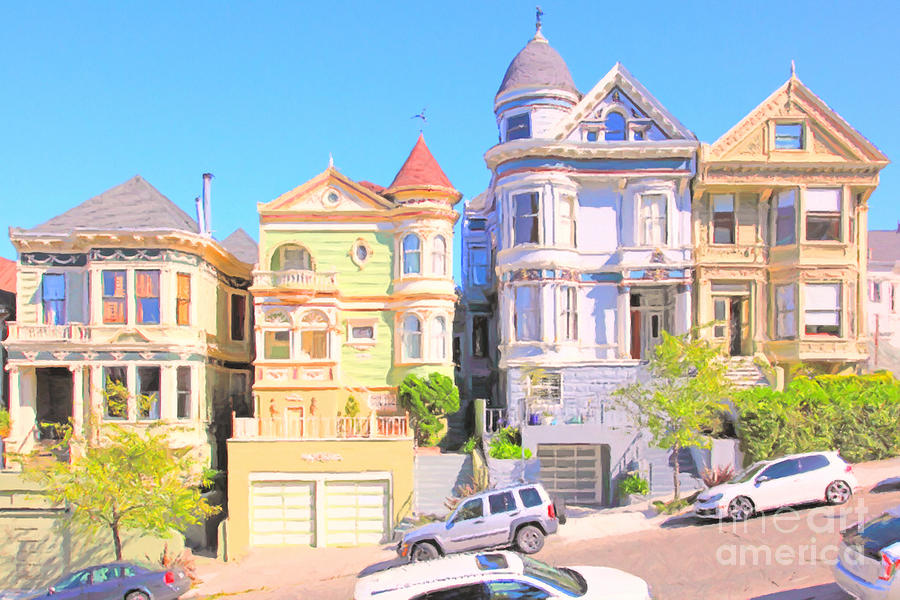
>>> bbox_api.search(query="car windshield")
[732,462,766,484]
[52,570,91,591]
[521,556,587,596]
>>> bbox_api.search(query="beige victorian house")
[693,74,888,375]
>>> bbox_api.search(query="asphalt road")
[189,483,900,600]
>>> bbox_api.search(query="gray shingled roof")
[869,230,900,264]
[221,228,258,265]
[28,175,199,234]
[497,35,578,97]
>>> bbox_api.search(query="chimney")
[195,196,205,234]
[202,173,213,236]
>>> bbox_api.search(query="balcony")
[231,413,411,440]
[5,322,90,343]
[251,269,338,293]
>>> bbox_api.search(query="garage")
[249,481,315,546]
[536,444,610,505]
[324,480,390,546]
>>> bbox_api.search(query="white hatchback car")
[694,451,859,521]
[355,551,653,600]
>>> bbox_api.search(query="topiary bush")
[398,372,460,446]
[734,372,900,464]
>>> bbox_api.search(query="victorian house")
[462,25,697,504]
[3,175,255,470]
[693,73,888,377]
[225,135,460,556]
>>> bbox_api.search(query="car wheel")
[826,480,852,505]
[125,592,150,600]
[515,524,545,554]
[553,496,567,525]
[727,496,754,522]
[410,541,440,562]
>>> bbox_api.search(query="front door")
[630,310,641,359]
[729,298,743,356]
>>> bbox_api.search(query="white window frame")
[261,309,292,361]
[559,286,577,341]
[639,193,668,246]
[505,112,531,142]
[431,316,448,361]
[512,191,541,246]
[774,284,797,340]
[711,193,736,245]
[431,235,447,277]
[469,245,489,286]
[803,282,842,338]
[401,313,423,361]
[773,121,805,151]
[402,234,421,275]
[346,318,377,347]
[804,188,842,243]
[514,285,541,342]
[298,310,331,361]
[558,195,576,248]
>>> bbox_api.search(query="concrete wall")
[225,438,414,560]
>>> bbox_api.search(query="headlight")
[703,493,723,503]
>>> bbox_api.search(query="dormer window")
[506,113,531,141]
[604,112,626,141]
[775,123,805,150]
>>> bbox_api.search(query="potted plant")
[344,395,361,436]
[528,413,541,426]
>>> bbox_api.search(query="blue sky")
[1,1,897,279]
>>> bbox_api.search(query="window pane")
[515,287,540,341]
[806,188,841,212]
[806,215,840,241]
[775,124,804,150]
[42,274,66,325]
[506,113,531,141]
[472,316,488,358]
[514,193,539,245]
[403,315,422,359]
[775,190,796,245]
[231,294,246,340]
[775,284,797,339]
[265,330,290,359]
[805,284,840,310]
[604,112,626,141]
[641,195,667,245]
[351,326,374,339]
[103,270,127,324]
[177,366,191,419]
[488,492,516,514]
[403,235,421,274]
[137,367,161,420]
[432,317,447,360]
[432,236,447,276]
[135,271,160,324]
[176,273,191,325]
[471,248,488,285]
[469,218,486,231]
[518,488,542,508]
[281,246,311,270]
[104,366,128,420]
[301,330,328,359]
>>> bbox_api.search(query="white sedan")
[354,551,652,599]
[694,451,859,521]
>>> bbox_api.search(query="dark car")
[27,561,190,600]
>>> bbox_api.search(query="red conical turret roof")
[389,134,455,190]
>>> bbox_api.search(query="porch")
[231,413,411,440]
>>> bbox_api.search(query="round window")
[356,245,368,261]
[324,190,340,206]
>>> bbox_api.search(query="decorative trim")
[21,252,87,267]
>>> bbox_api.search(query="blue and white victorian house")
[461,25,698,504]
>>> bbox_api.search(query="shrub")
[488,426,532,460]
[701,465,735,487]
[618,472,650,497]
[734,372,900,464]
[398,373,460,446]
[461,435,480,454]
[344,395,360,418]
[0,407,10,437]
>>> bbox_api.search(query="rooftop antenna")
[411,107,427,132]
[536,6,543,32]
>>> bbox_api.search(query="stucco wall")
[225,438,414,560]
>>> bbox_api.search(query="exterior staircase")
[723,356,770,389]
[439,397,473,451]
[645,447,704,498]
[414,452,473,517]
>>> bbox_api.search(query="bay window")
[513,192,540,245]
[41,273,66,325]
[402,314,423,360]
[102,270,127,324]
[774,190,796,246]
[805,188,841,242]
[712,194,735,244]
[774,284,797,339]
[560,286,577,341]
[176,366,192,419]
[804,283,841,336]
[137,366,161,420]
[402,234,421,275]
[432,235,447,276]
[514,286,540,341]
[432,316,447,360]
[135,270,160,324]
[559,195,576,247]
[640,194,667,246]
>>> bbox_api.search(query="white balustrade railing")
[252,270,338,291]
[231,412,410,440]
[6,323,90,342]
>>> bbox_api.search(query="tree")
[25,425,219,560]
[398,372,460,446]
[613,331,732,500]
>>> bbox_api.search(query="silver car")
[834,505,900,599]
[397,483,565,561]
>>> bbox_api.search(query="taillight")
[845,464,853,473]
[878,553,900,581]
[164,571,175,585]
[548,503,556,519]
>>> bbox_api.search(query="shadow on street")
[358,556,409,577]
[871,477,900,494]
[748,581,851,600]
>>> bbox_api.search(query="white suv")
[355,551,653,600]
[694,450,859,521]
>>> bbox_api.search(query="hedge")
[734,372,900,464]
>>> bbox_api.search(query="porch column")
[674,283,692,336]
[8,366,37,454]
[617,285,631,358]
[69,364,85,440]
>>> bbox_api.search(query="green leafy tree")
[398,372,460,446]
[613,331,732,499]
[25,425,219,560]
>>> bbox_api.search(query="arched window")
[432,316,447,360]
[402,234,421,275]
[300,310,329,360]
[604,112,626,141]
[272,244,312,271]
[432,235,447,276]
[402,314,422,360]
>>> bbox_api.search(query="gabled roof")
[262,168,395,212]
[497,31,578,98]
[28,175,199,234]
[388,134,456,191]
[708,76,889,163]
[868,230,900,265]
[548,63,695,141]
[0,257,15,294]
[221,228,258,265]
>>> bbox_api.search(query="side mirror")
[446,520,454,529]
[755,475,769,486]
[47,587,56,595]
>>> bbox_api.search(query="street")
[188,478,900,600]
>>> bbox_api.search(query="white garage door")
[324,480,389,546]
[250,481,315,546]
